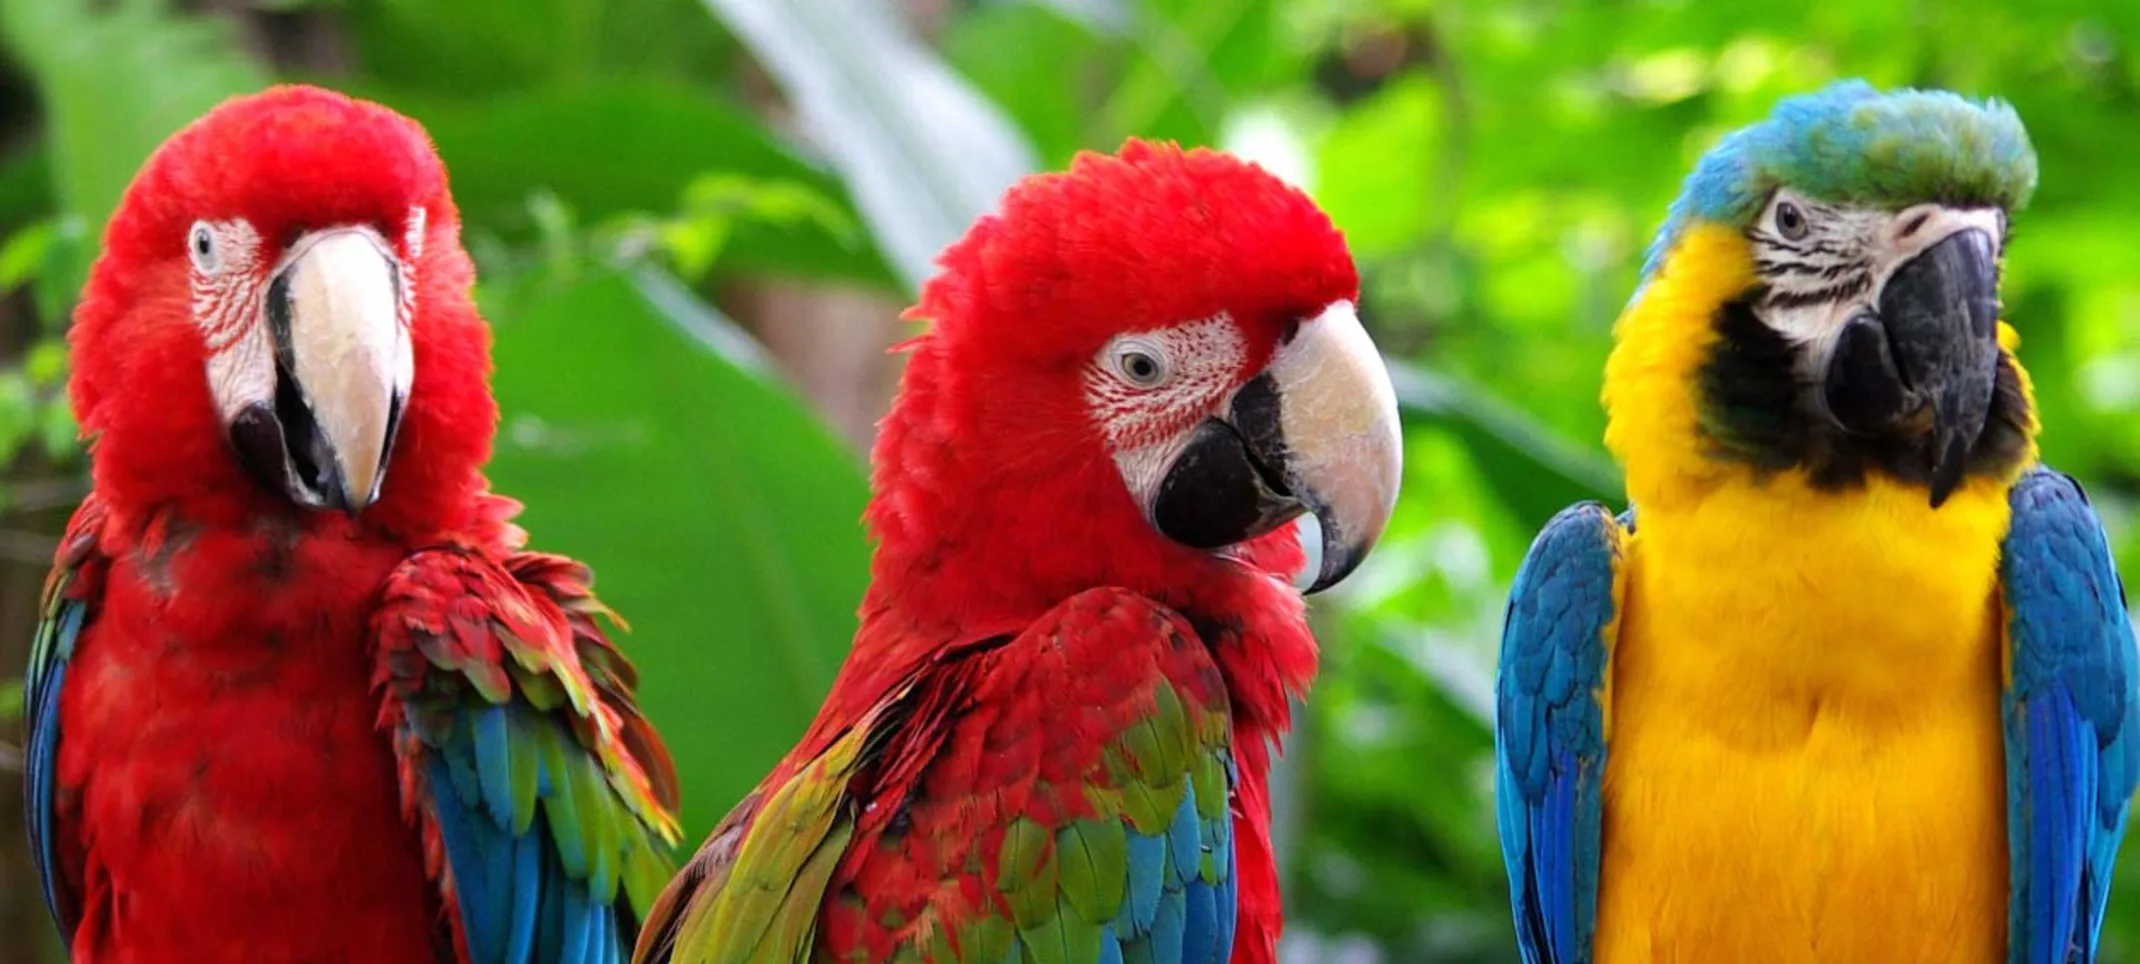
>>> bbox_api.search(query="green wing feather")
[636,587,1239,964]
[376,542,684,964]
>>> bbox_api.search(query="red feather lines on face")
[70,85,496,539]
[850,140,1350,744]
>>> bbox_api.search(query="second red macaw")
[634,142,1404,962]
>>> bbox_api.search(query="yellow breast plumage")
[1590,221,2032,964]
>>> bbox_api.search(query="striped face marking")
[189,211,422,439]
[1747,189,2006,354]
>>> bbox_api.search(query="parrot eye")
[1773,201,1810,241]
[187,221,221,274]
[1107,340,1171,388]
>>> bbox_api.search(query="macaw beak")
[227,228,412,515]
[1820,213,2001,508]
[1149,301,1404,593]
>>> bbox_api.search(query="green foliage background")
[0,1,2137,962]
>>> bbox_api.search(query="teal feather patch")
[1643,79,2037,278]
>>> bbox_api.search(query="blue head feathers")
[1640,80,2038,279]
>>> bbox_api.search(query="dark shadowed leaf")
[0,0,269,292]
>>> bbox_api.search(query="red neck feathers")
[844,334,1318,745]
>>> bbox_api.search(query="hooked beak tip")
[1927,427,1972,509]
[227,227,409,516]
[1142,301,1402,590]
[1852,223,2004,510]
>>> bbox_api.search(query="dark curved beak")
[1821,227,2000,508]
[228,228,412,515]
[1150,302,1404,593]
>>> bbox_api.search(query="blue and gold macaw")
[1495,80,2140,964]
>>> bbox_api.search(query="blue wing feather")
[421,702,634,964]
[23,523,100,948]
[1096,765,1234,964]
[1999,467,2139,964]
[1495,502,1628,964]
[380,549,680,964]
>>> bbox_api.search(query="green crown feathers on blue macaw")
[1495,79,2139,964]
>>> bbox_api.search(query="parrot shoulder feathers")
[371,541,683,964]
[638,586,1243,963]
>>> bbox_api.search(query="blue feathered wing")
[2000,466,2140,964]
[1494,502,1628,964]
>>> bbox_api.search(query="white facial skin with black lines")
[1747,189,2007,362]
[1087,315,1249,510]
[189,207,424,509]
[1072,299,1402,587]
[191,218,274,430]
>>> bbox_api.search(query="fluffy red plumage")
[36,85,677,964]
[640,141,1360,963]
[860,142,1354,961]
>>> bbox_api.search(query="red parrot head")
[70,84,494,533]
[874,140,1402,626]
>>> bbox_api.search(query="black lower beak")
[1821,228,2001,509]
[1150,376,1305,552]
[1143,303,1402,594]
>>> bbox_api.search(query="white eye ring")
[1107,339,1170,388]
[187,221,220,274]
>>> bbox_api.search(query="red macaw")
[632,141,1405,963]
[20,85,682,963]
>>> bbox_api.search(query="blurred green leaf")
[1391,360,1620,528]
[0,219,54,294]
[23,340,62,390]
[696,0,1039,291]
[482,264,869,835]
[0,368,35,466]
[343,78,898,286]
[614,173,863,283]
[1015,0,1130,36]
[0,677,21,723]
[1316,74,1446,258]
[0,144,55,236]
[1103,0,1289,146]
[339,0,736,97]
[945,4,1108,164]
[38,394,76,464]
[0,0,269,293]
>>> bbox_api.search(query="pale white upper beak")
[278,229,411,509]
[213,225,413,514]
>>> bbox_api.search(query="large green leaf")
[0,0,268,292]
[339,0,738,98]
[326,78,897,287]
[482,265,868,835]
[1390,359,1620,527]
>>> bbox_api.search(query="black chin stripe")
[1695,290,2033,493]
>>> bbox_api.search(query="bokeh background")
[2,1,2139,961]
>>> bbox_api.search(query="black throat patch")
[1695,291,2034,492]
